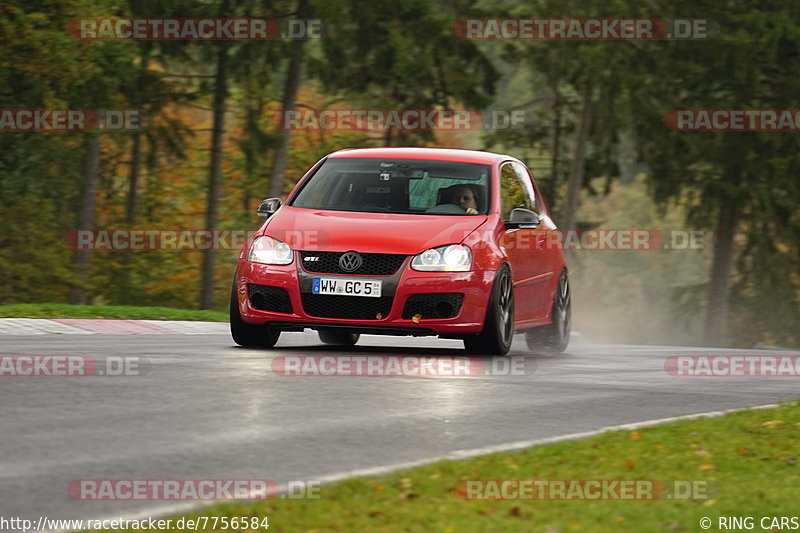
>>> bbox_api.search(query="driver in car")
[450,185,479,214]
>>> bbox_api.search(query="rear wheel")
[318,330,360,346]
[229,279,281,348]
[525,269,570,354]
[463,265,514,355]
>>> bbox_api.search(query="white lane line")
[309,402,782,472]
[57,401,782,533]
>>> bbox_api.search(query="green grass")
[0,303,227,322]
[88,402,800,533]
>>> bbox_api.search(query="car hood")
[262,206,487,254]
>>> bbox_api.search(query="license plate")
[312,277,382,298]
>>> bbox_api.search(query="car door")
[511,162,559,321]
[498,161,555,323]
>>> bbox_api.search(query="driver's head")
[452,186,477,211]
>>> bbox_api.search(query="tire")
[318,330,360,346]
[525,269,570,354]
[229,278,281,348]
[463,264,514,356]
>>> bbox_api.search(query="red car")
[230,147,570,355]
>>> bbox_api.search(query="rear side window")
[512,162,538,213]
[500,162,534,219]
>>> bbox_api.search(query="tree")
[267,0,312,198]
[632,0,800,346]
[310,0,497,148]
[199,0,233,310]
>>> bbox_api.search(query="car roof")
[326,147,518,165]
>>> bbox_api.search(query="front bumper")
[236,255,495,336]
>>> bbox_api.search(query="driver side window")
[500,163,533,220]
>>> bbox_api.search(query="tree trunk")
[267,0,309,199]
[241,95,264,216]
[125,46,149,228]
[704,166,742,346]
[548,85,562,214]
[118,44,151,303]
[69,134,102,305]
[562,82,593,233]
[116,130,142,302]
[199,39,230,310]
[243,136,254,214]
[126,133,142,226]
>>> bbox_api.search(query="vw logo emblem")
[339,251,363,272]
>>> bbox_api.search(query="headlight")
[248,236,293,265]
[411,244,472,272]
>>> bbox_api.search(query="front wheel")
[230,279,281,348]
[463,265,514,356]
[318,330,360,346]
[525,269,570,354]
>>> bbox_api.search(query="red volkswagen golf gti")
[231,147,570,355]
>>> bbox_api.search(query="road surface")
[1,328,798,525]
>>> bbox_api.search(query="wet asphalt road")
[1,331,799,525]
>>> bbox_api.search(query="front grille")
[402,293,463,319]
[301,294,393,320]
[300,251,406,276]
[248,284,293,314]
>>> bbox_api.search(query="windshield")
[289,157,491,215]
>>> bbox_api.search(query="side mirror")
[505,208,540,229]
[256,198,282,218]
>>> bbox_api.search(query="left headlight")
[411,244,472,272]
[248,236,293,265]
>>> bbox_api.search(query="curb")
[0,318,229,335]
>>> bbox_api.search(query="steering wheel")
[424,203,468,214]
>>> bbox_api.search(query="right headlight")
[248,236,293,265]
[411,244,472,272]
